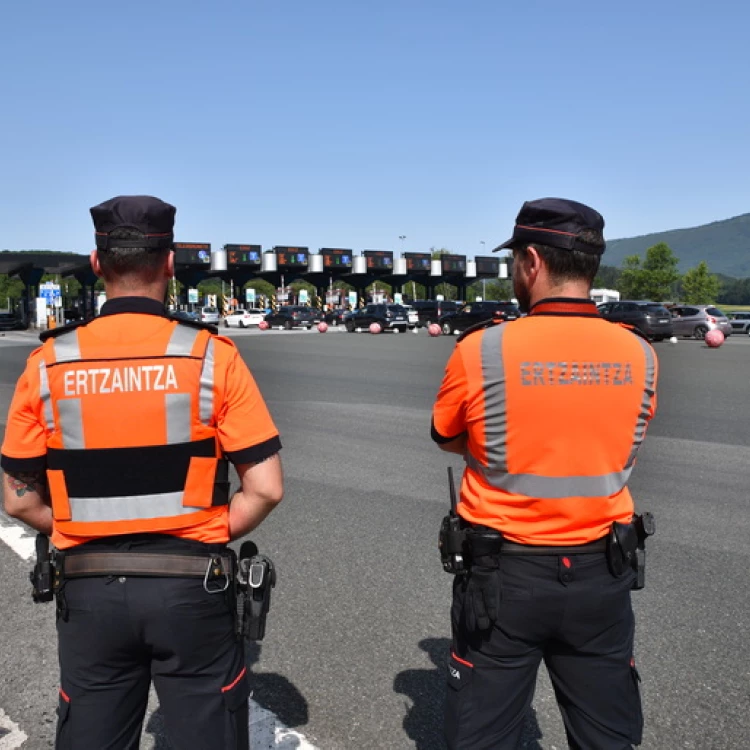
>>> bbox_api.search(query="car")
[323,308,350,326]
[726,311,750,335]
[411,299,459,327]
[171,310,200,323]
[264,305,320,330]
[0,312,24,331]
[668,304,732,339]
[401,304,419,329]
[597,301,674,341]
[199,306,220,324]
[223,308,265,328]
[438,301,521,335]
[345,304,409,333]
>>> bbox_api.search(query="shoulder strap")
[456,317,505,343]
[39,319,89,342]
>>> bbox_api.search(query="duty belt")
[466,527,607,557]
[60,552,234,580]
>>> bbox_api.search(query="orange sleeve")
[431,345,469,442]
[0,350,48,471]
[216,341,281,464]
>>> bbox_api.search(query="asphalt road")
[0,326,749,749]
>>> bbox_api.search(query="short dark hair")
[514,229,603,285]
[97,228,170,280]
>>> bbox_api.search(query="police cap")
[90,195,176,251]
[493,197,605,255]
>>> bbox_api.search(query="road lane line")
[0,513,319,749]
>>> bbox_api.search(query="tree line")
[595,242,749,305]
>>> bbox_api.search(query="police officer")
[432,198,657,750]
[1,195,284,749]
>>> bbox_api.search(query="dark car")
[171,310,200,323]
[264,305,320,330]
[0,312,24,331]
[438,301,521,335]
[597,301,673,341]
[345,304,409,333]
[411,299,459,327]
[324,308,349,326]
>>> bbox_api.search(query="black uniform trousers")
[55,536,249,750]
[446,551,642,750]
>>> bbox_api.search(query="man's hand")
[2,470,53,535]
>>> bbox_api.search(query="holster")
[29,534,58,604]
[606,513,655,590]
[235,549,276,641]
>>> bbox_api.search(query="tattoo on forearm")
[7,471,49,500]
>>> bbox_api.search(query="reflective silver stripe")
[625,338,657,468]
[57,398,85,449]
[165,392,193,444]
[38,361,55,431]
[165,324,201,357]
[465,452,632,498]
[481,325,508,472]
[68,492,197,523]
[199,339,215,424]
[52,331,82,363]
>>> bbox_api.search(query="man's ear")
[165,250,175,280]
[524,245,543,283]
[90,249,104,279]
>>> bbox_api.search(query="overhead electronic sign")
[226,244,262,266]
[441,254,467,274]
[363,250,393,270]
[319,248,353,268]
[174,242,211,265]
[403,252,431,271]
[274,246,309,267]
[475,256,500,275]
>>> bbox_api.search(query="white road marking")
[0,515,36,560]
[0,513,319,749]
[0,708,28,749]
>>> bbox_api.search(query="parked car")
[668,305,732,339]
[345,304,409,333]
[411,300,459,327]
[264,305,320,330]
[0,312,24,331]
[726,311,750,335]
[224,308,265,328]
[324,308,350,326]
[438,301,520,335]
[401,305,419,329]
[597,301,673,341]
[171,310,200,323]
[199,306,220,324]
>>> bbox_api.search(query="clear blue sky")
[1,0,748,260]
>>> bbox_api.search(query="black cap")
[90,195,176,251]
[493,197,605,255]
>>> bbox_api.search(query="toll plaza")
[0,246,510,326]
[172,245,510,309]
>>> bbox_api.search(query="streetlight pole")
[399,235,414,300]
[480,241,486,301]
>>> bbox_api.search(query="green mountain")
[606,213,750,278]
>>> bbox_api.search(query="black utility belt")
[59,551,235,581]
[466,529,607,557]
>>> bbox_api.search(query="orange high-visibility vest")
[39,320,229,540]
[433,307,658,545]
